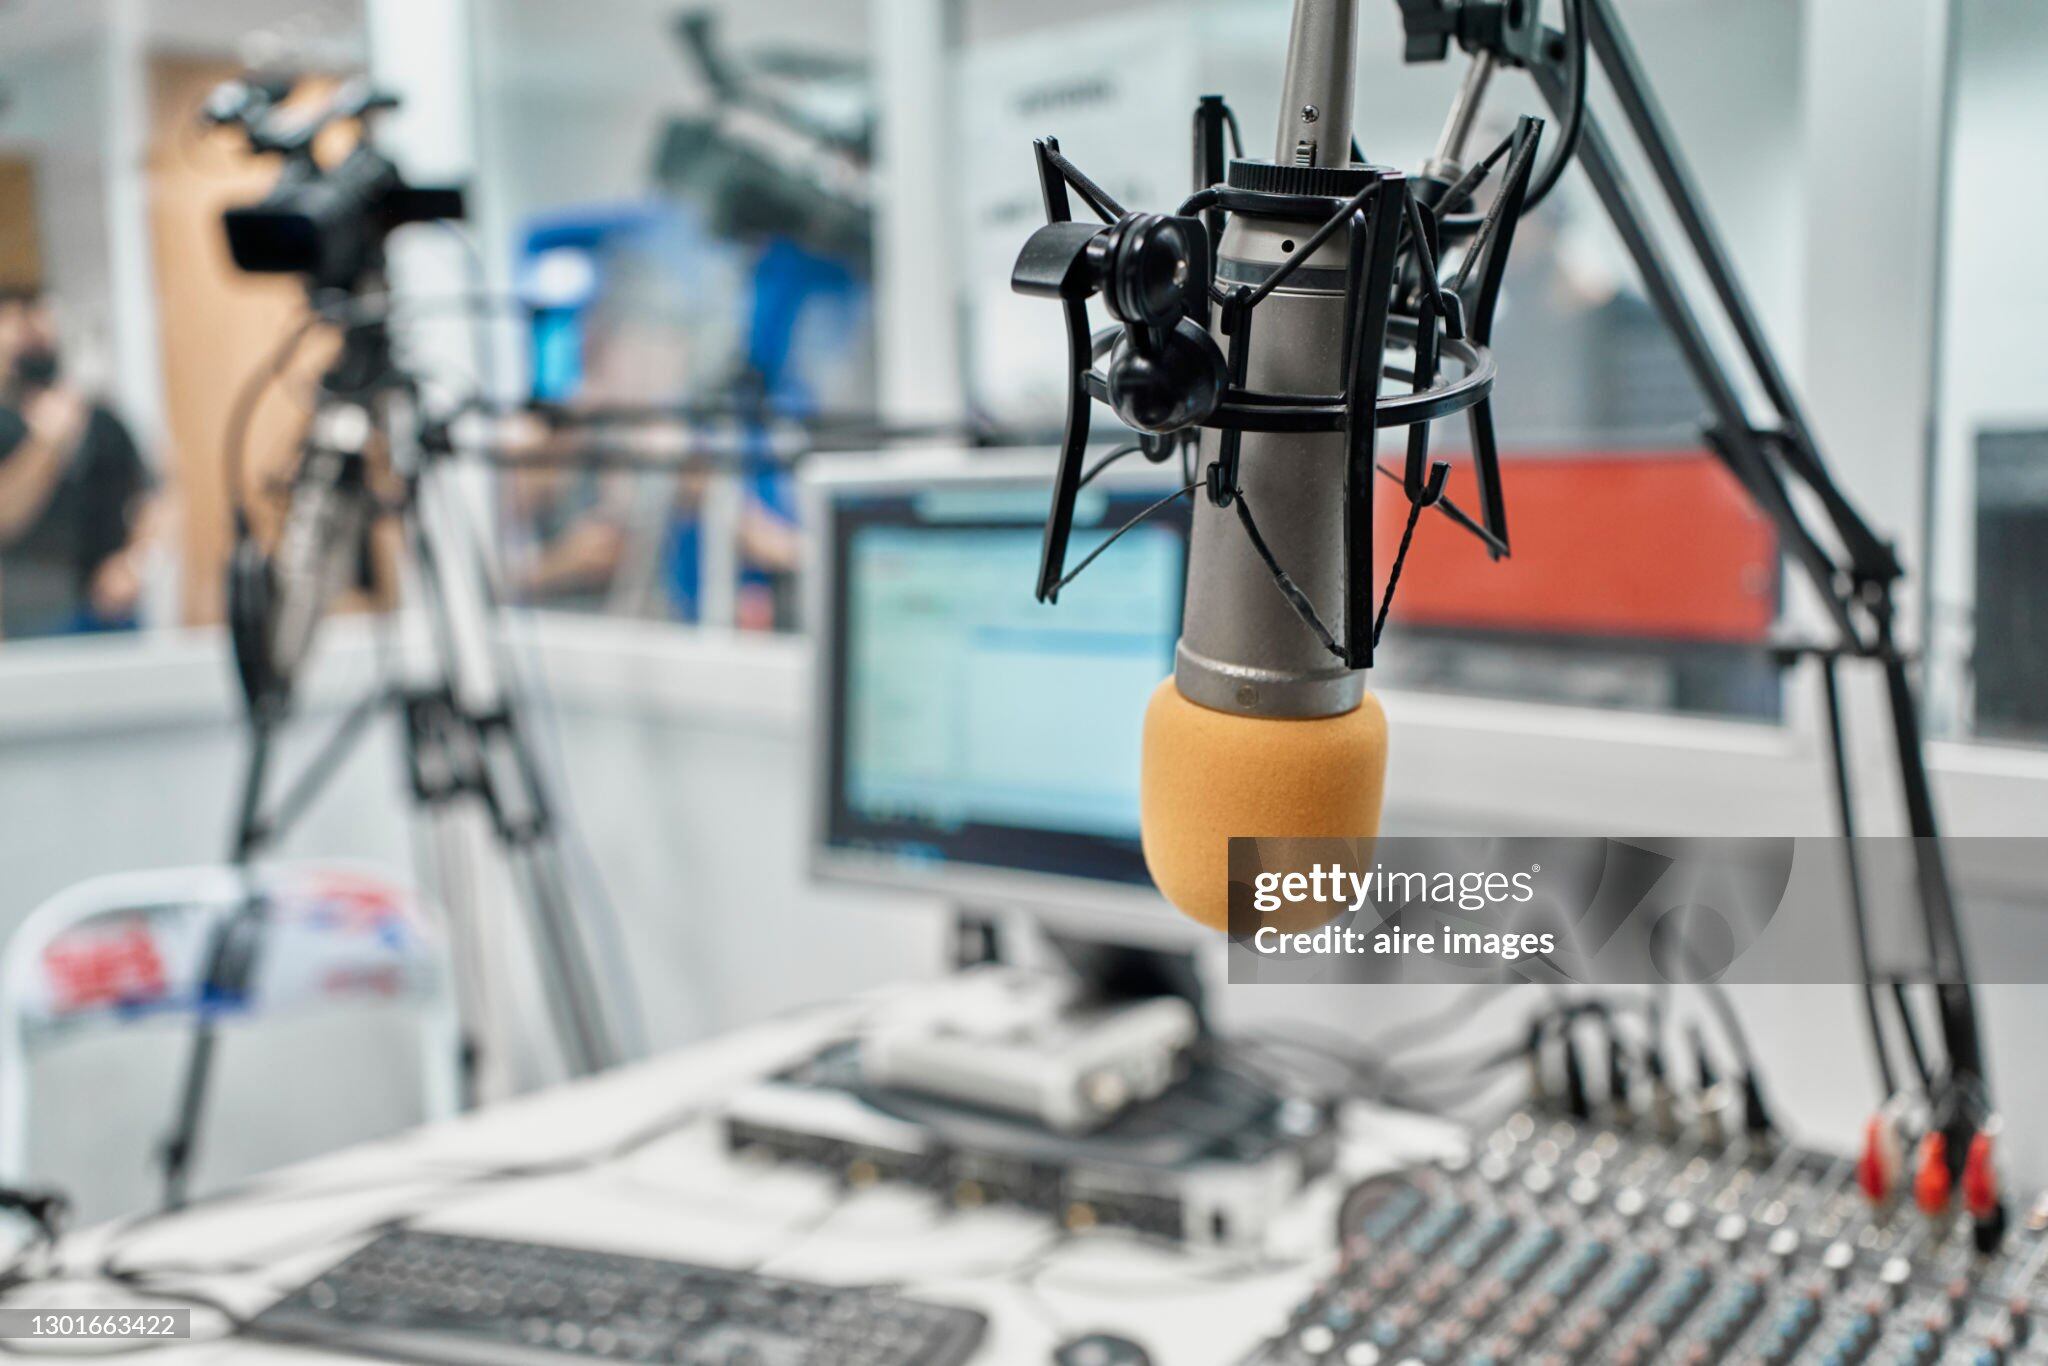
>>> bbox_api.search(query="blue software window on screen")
[844,522,1184,841]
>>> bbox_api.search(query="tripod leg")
[160,901,269,1210]
[406,787,494,1109]
[161,894,274,1210]
[161,717,274,1210]
[160,1029,215,1211]
[502,835,623,1077]
[405,463,633,1076]
[228,715,274,865]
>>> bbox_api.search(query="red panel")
[1373,451,1779,643]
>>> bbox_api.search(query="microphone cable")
[1517,0,1588,213]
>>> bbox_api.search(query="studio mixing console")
[1247,1110,2048,1366]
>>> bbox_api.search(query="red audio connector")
[1964,1131,1999,1219]
[1966,1129,2008,1254]
[1915,1132,1953,1216]
[1857,1114,1901,1204]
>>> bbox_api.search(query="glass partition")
[471,0,876,631]
[1926,0,2048,747]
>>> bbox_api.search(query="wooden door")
[0,156,43,291]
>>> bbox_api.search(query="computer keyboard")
[246,1228,989,1365]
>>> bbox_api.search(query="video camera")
[204,74,465,293]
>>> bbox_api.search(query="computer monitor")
[807,451,1197,948]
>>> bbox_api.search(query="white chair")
[0,862,462,1188]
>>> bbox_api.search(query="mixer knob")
[1880,1256,1913,1307]
[1767,1228,1800,1260]
[1823,1240,1856,1288]
[1296,1325,1336,1355]
[2006,1297,2032,1346]
[1947,1277,1973,1322]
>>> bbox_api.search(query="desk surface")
[20,996,1460,1365]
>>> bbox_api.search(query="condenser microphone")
[1140,0,1384,931]
[1010,0,1540,930]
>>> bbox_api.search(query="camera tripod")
[159,307,636,1211]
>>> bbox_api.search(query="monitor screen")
[820,476,1190,889]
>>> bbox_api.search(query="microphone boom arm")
[1404,0,1987,1110]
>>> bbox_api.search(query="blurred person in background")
[657,237,867,630]
[506,244,816,628]
[0,289,157,640]
[660,458,804,629]
[501,410,630,614]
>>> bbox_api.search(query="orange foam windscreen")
[1138,678,1388,931]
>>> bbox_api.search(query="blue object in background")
[663,234,868,620]
[515,201,869,622]
[516,203,736,403]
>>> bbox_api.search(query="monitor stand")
[955,909,1208,1020]
[852,909,1211,1135]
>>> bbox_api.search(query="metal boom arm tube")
[1518,6,1984,1091]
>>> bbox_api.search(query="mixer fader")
[1247,1111,2048,1366]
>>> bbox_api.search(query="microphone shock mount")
[1012,96,1545,674]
